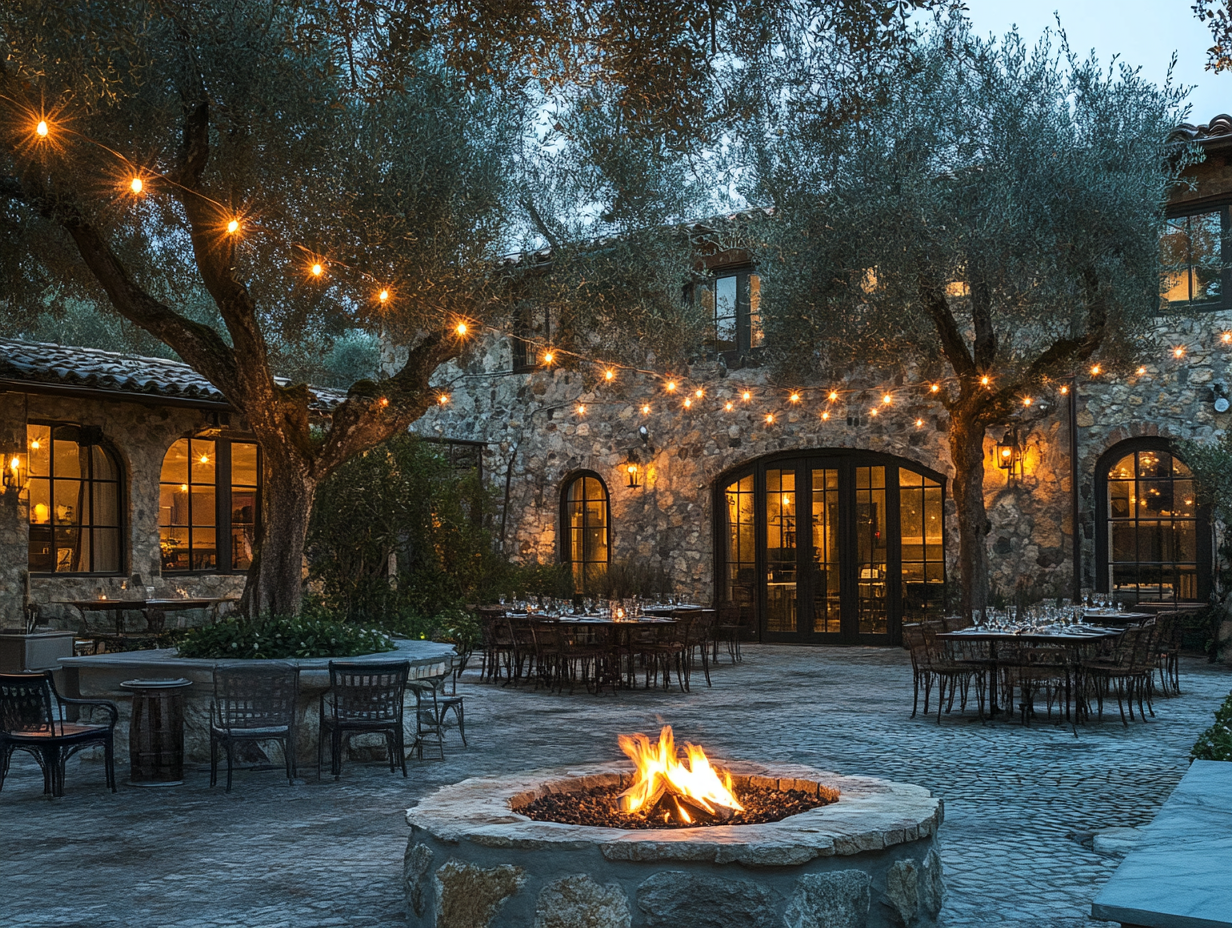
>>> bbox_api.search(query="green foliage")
[1191,689,1232,762]
[1179,437,1232,526]
[432,605,482,654]
[589,559,672,600]
[307,434,509,622]
[175,613,395,660]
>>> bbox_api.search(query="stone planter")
[405,762,944,928]
[60,639,457,764]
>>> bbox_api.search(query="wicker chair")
[209,661,300,791]
[318,660,409,780]
[0,670,118,797]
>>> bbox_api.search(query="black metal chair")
[0,671,118,797]
[209,661,300,792]
[318,660,410,780]
[407,676,447,759]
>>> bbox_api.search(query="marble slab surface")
[1091,759,1232,928]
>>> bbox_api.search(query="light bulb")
[870,408,879,416]
[930,383,940,393]
[742,391,751,401]
[130,177,143,194]
[1022,396,1032,406]
[882,394,892,405]
[35,120,48,138]
[455,322,468,336]
[199,454,209,464]
[683,397,692,409]
[604,369,615,381]
[1173,346,1185,358]
[695,388,704,398]
[1223,332,1232,344]
[980,375,990,386]
[543,352,554,365]
[438,394,449,404]
[789,392,801,403]
[641,404,651,414]
[577,404,586,415]
[226,219,240,234]
[1090,364,1101,375]
[765,413,774,424]
[666,381,677,392]
[1060,385,1069,395]
[828,390,838,401]
[724,402,734,411]
[29,440,39,451]
[821,411,830,421]
[915,418,924,427]
[378,397,389,407]
[311,262,324,277]
[1137,366,1147,375]
[378,289,389,302]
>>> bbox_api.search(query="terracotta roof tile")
[0,337,346,411]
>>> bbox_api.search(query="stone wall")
[0,390,247,629]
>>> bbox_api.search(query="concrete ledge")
[1092,760,1232,928]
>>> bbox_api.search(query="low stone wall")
[405,763,944,928]
[62,639,457,765]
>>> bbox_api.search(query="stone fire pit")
[404,762,944,928]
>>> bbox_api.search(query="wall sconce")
[3,452,27,493]
[995,428,1022,481]
[625,463,642,489]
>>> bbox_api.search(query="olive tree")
[741,22,1191,616]
[0,0,938,614]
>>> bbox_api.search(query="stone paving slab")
[0,645,1227,928]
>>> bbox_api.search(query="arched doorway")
[1094,438,1212,605]
[715,451,946,645]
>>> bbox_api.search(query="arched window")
[1096,439,1211,604]
[560,472,610,592]
[159,437,260,572]
[27,423,123,574]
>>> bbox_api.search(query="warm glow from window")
[29,439,40,451]
[199,453,209,464]
[35,120,48,138]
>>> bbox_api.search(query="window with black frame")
[1160,204,1226,308]
[696,267,762,360]
[511,304,550,372]
[159,437,260,573]
[561,472,610,593]
[26,423,123,574]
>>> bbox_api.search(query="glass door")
[853,466,889,636]
[809,468,842,636]
[764,468,798,635]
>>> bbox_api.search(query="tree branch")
[917,271,975,378]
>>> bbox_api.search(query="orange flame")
[616,726,743,822]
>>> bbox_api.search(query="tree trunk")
[240,448,317,617]
[948,407,991,620]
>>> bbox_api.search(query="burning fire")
[616,726,743,825]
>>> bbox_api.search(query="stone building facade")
[414,118,1232,647]
[0,339,339,632]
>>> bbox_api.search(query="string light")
[915,418,924,427]
[930,383,940,393]
[543,351,554,365]
[1222,332,1232,344]
[1173,346,1185,358]
[310,262,324,277]
[1060,385,1069,395]
[199,452,209,464]
[1137,366,1147,375]
[724,401,734,411]
[870,407,879,417]
[764,413,774,424]
[821,411,830,421]
[882,393,892,405]
[828,390,839,401]
[789,392,801,403]
[666,381,677,392]
[378,397,389,407]
[35,120,48,138]
[742,390,752,401]
[438,394,450,404]
[641,404,651,414]
[576,404,586,415]
[226,219,241,235]
[378,289,390,303]
[683,397,693,408]
[1022,396,1032,406]
[980,375,990,386]
[1089,364,1101,376]
[604,369,615,381]
[129,177,144,194]
[455,322,468,336]
[695,388,704,398]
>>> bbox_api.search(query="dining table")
[938,624,1123,718]
[61,597,240,638]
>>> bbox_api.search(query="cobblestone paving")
[1,646,1228,928]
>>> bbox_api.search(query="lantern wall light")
[995,428,1022,482]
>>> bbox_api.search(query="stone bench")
[1091,759,1232,928]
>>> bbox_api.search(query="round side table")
[120,678,192,786]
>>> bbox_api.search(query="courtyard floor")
[2,645,1229,928]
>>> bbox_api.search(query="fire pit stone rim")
[406,761,941,863]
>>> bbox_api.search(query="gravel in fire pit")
[518,783,837,829]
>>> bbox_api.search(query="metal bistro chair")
[0,671,118,797]
[210,661,300,792]
[318,660,410,780]
[407,676,447,760]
